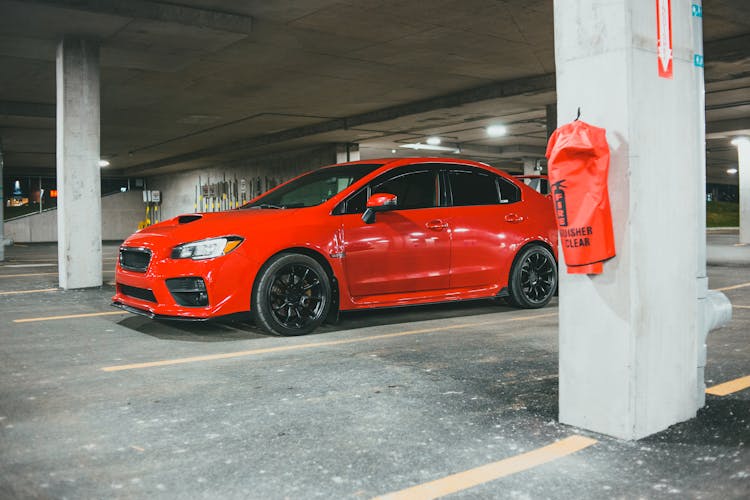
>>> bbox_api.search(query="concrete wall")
[149,145,344,220]
[5,190,144,243]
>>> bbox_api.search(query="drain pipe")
[692,1,731,406]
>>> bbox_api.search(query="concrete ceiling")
[0,0,748,184]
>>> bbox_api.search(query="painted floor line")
[706,375,750,396]
[0,288,59,296]
[0,270,115,278]
[733,305,750,309]
[3,263,58,268]
[13,311,129,323]
[102,312,557,372]
[0,272,59,278]
[372,435,597,500]
[715,281,750,292]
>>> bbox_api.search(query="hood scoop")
[178,214,202,224]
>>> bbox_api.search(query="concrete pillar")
[546,103,557,139]
[0,140,4,262]
[522,157,537,177]
[734,137,750,243]
[336,143,360,164]
[554,0,708,439]
[56,38,102,289]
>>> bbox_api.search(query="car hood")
[122,209,298,249]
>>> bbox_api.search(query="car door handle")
[425,219,449,231]
[504,213,525,223]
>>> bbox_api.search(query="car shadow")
[116,298,537,343]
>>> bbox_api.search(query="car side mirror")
[362,193,397,224]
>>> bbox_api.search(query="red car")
[113,158,558,336]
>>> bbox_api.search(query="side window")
[498,177,521,203]
[448,170,500,206]
[342,187,368,214]
[373,169,437,210]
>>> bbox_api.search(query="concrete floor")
[0,235,748,499]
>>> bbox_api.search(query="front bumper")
[112,246,255,320]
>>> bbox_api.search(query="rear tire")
[252,253,331,336]
[507,245,557,309]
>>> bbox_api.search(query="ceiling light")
[399,143,459,153]
[426,136,441,145]
[486,125,507,137]
[391,149,396,154]
[726,168,738,175]
[98,159,110,167]
[731,136,750,147]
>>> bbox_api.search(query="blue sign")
[694,54,704,67]
[691,4,703,17]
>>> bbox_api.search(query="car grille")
[118,283,157,303]
[119,247,152,272]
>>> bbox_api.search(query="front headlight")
[171,236,243,260]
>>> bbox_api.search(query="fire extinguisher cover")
[545,120,615,274]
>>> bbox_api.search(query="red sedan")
[113,158,558,336]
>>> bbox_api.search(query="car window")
[448,168,520,206]
[336,166,439,214]
[498,176,521,203]
[241,163,382,209]
[374,169,437,210]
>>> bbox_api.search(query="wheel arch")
[252,247,340,318]
[509,239,557,279]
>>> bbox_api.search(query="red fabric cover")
[545,120,616,274]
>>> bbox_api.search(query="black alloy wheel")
[252,253,331,336]
[507,245,557,309]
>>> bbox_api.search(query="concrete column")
[0,140,4,262]
[546,103,557,139]
[735,137,750,243]
[56,38,102,289]
[336,143,360,164]
[555,0,708,439]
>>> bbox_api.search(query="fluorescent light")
[399,143,459,153]
[731,136,750,147]
[726,168,738,174]
[391,149,396,154]
[98,159,110,167]
[486,125,507,137]
[426,136,441,145]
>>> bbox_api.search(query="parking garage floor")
[1,235,748,499]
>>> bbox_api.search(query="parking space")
[1,240,748,498]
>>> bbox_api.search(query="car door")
[444,166,526,288]
[337,165,451,298]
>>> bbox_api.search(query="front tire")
[252,253,331,336]
[507,245,557,309]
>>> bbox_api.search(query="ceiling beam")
[704,34,750,64]
[706,117,750,137]
[121,73,557,175]
[21,0,253,34]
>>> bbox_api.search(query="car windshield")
[240,163,383,209]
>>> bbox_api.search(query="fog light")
[166,277,209,307]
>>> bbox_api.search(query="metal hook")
[575,107,581,121]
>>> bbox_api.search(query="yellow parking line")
[102,312,557,372]
[733,305,750,309]
[706,375,750,396]
[372,435,597,500]
[716,281,750,292]
[13,311,129,323]
[0,288,59,296]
